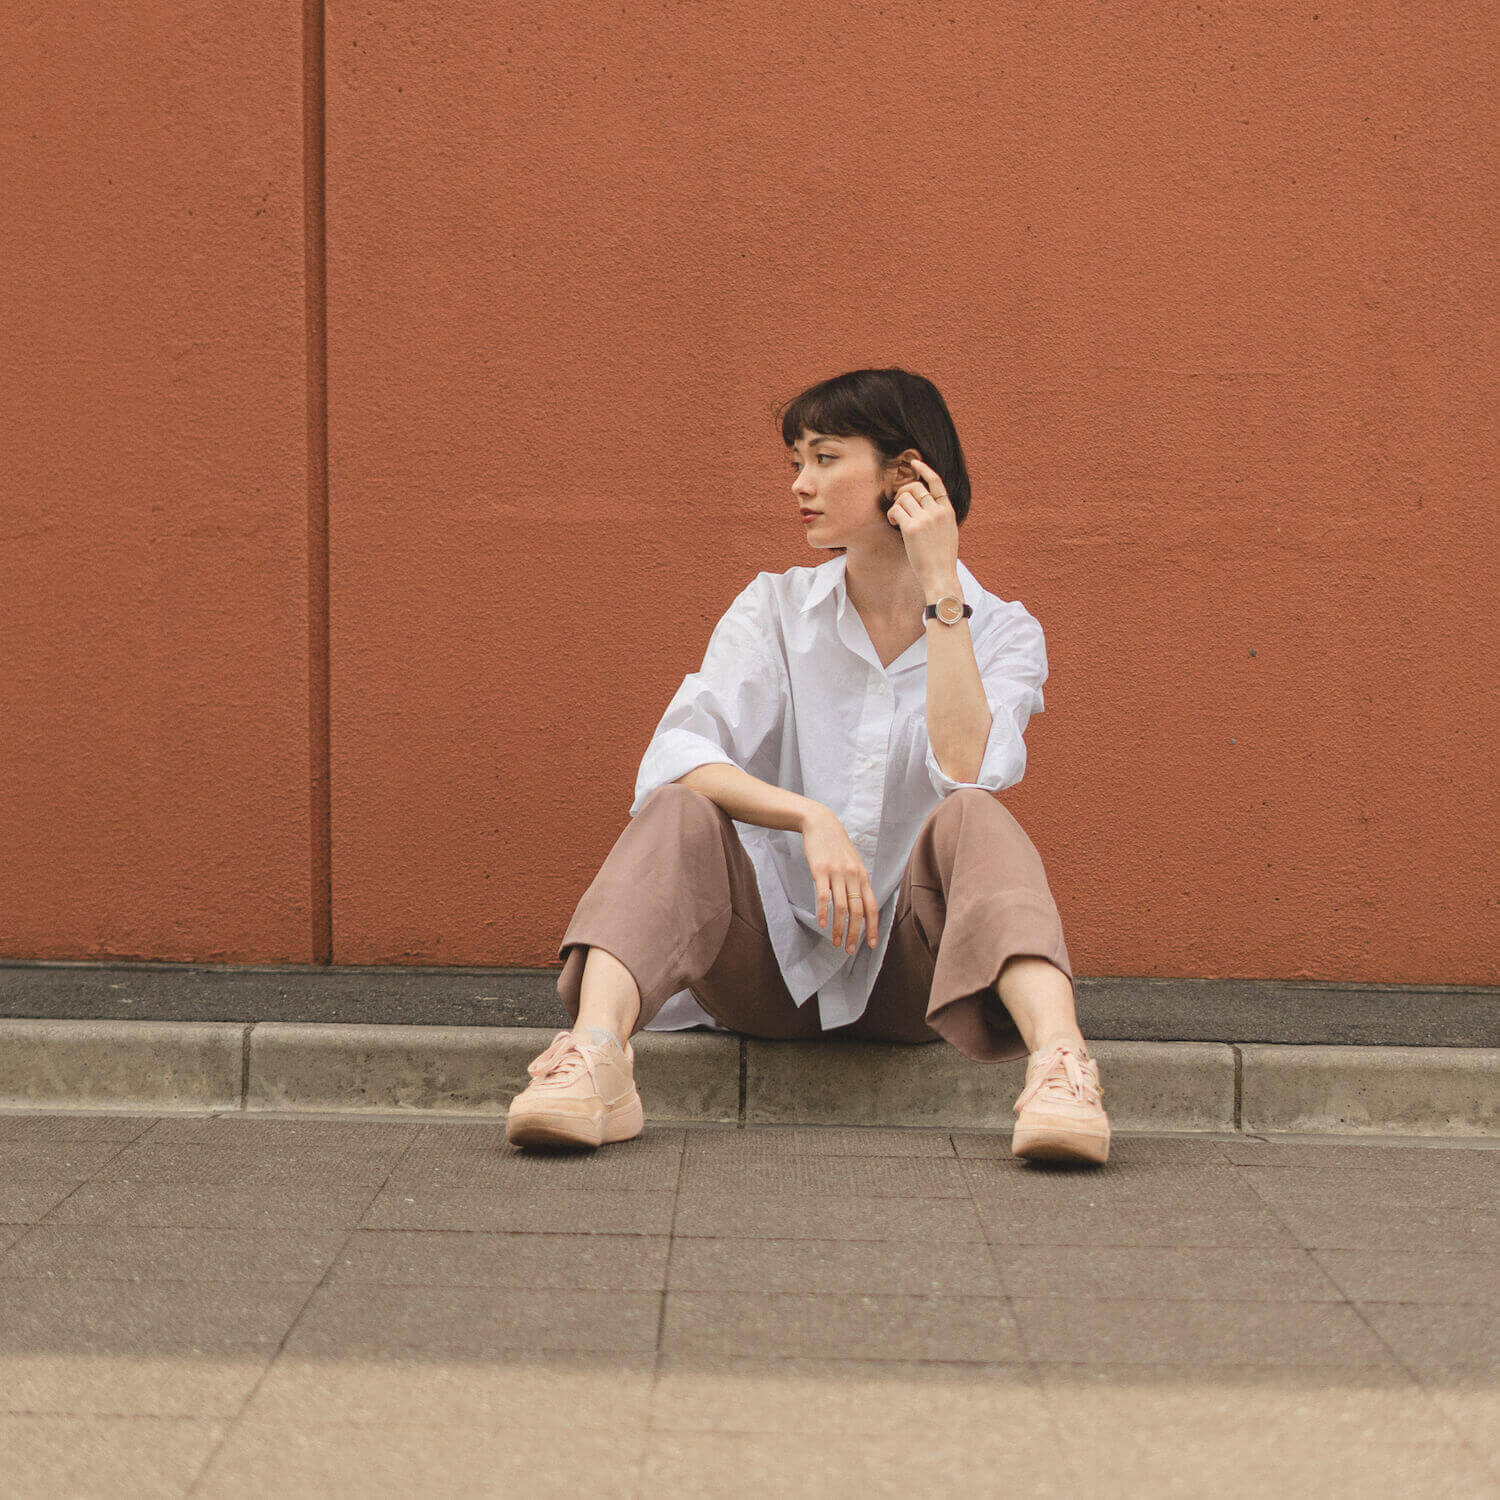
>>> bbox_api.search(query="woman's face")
[787,430,903,550]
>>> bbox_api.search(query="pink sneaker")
[505,1026,644,1149]
[1011,1042,1110,1164]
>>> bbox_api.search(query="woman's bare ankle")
[574,946,642,1046]
[1028,1029,1088,1055]
[571,1019,630,1048]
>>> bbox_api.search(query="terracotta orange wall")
[4,3,1495,986]
[1,3,314,961]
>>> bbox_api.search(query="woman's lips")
[800,511,820,524]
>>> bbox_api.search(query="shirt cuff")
[924,708,1027,797]
[631,730,741,816]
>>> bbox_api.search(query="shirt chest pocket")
[888,705,929,775]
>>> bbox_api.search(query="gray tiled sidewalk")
[0,1114,1496,1499]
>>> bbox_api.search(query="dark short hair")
[774,368,972,552]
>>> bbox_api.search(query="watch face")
[937,595,964,624]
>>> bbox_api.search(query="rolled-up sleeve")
[630,576,786,817]
[925,605,1049,797]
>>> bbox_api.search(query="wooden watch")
[923,595,972,626]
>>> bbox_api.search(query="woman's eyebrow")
[789,437,840,452]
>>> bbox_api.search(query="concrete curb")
[743,1039,1237,1132]
[1240,1042,1500,1136]
[0,1020,1493,1136]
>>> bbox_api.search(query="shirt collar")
[798,553,981,615]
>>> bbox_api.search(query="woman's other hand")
[800,806,880,954]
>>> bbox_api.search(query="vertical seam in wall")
[737,1040,747,1127]
[1231,1043,1244,1131]
[240,1024,253,1111]
[304,0,332,964]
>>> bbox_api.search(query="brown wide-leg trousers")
[556,782,1073,1063]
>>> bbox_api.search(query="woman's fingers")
[838,874,876,954]
[818,877,843,941]
[820,870,878,953]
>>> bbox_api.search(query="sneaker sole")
[506,1090,644,1149]
[1012,1123,1110,1165]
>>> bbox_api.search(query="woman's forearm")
[675,762,824,835]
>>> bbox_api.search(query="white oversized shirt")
[629,552,1049,1033]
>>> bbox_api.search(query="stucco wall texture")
[2,3,1495,989]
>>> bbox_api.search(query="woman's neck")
[841,544,931,625]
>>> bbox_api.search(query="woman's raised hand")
[800,807,880,954]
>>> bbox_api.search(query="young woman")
[508,368,1110,1164]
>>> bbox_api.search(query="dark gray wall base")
[0,961,1494,1047]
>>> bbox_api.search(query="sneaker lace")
[1014,1044,1103,1113]
[527,1030,600,1090]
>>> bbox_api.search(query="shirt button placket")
[851,673,891,854]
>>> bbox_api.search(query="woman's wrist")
[796,800,831,836]
[922,572,964,606]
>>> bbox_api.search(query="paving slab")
[975,1189,1301,1248]
[661,1290,1025,1362]
[1430,1387,1500,1471]
[0,1113,158,1143]
[1060,1431,1496,1500]
[0,1225,347,1283]
[0,1113,1494,1498]
[326,1229,673,1290]
[671,1191,987,1242]
[0,1415,228,1500]
[38,1179,382,1230]
[647,1353,1045,1434]
[192,1421,651,1500]
[280,1283,663,1358]
[0,1352,270,1421]
[1017,1297,1395,1366]
[989,1244,1344,1301]
[359,1183,678,1235]
[1311,1250,1500,1305]
[1358,1302,1500,1373]
[1034,1361,1461,1443]
[236,1349,658,1429]
[664,1235,1001,1295]
[637,1427,1069,1500]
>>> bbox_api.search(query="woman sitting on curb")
[508,367,1110,1165]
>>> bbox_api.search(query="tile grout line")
[0,1120,158,1261]
[182,1122,427,1496]
[1341,1294,1481,1464]
[962,1128,1081,1478]
[636,1131,687,1494]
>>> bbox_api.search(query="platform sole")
[1012,1123,1111,1165]
[505,1090,644,1149]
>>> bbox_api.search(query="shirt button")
[874,681,888,695]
